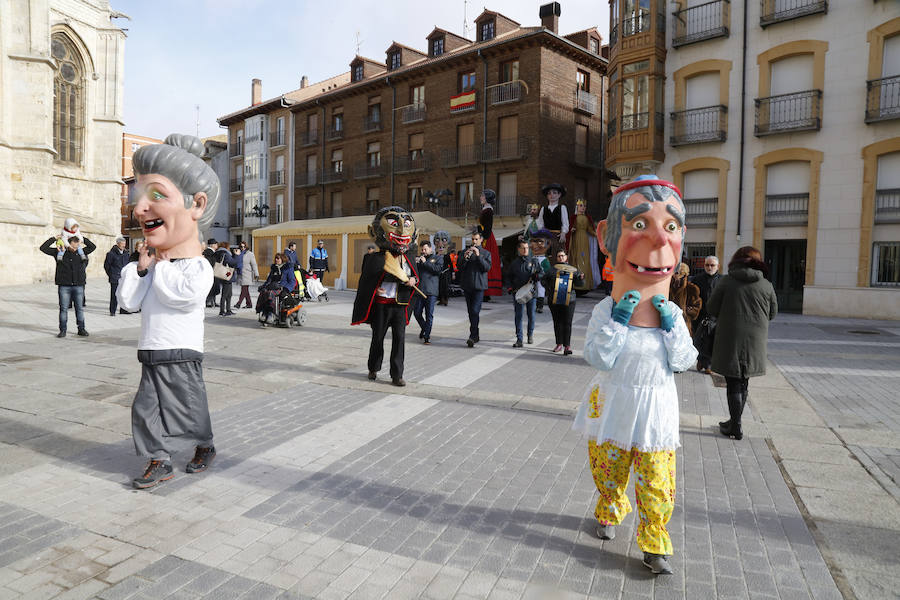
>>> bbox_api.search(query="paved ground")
[0,278,897,599]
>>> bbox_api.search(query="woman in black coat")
[707,246,778,440]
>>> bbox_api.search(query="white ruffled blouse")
[572,296,698,452]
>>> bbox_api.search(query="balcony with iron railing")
[866,75,900,124]
[322,167,347,184]
[300,130,319,147]
[496,195,530,217]
[399,103,426,124]
[622,11,652,37]
[269,130,285,147]
[755,90,822,136]
[244,211,271,227]
[450,90,477,114]
[245,132,261,143]
[482,138,530,162]
[574,89,598,115]
[229,179,243,193]
[393,153,430,173]
[765,193,809,226]
[488,80,527,105]
[229,141,243,158]
[295,170,318,188]
[269,170,285,187]
[440,145,480,168]
[672,0,730,47]
[875,188,900,224]
[229,212,243,228]
[760,0,827,27]
[353,161,388,179]
[326,125,344,141]
[363,115,383,132]
[683,198,719,227]
[670,105,728,146]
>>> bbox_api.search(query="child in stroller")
[256,254,307,327]
[299,269,329,302]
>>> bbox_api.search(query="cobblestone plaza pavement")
[0,280,897,599]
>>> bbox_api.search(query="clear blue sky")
[116,1,609,140]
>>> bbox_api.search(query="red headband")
[614,179,682,199]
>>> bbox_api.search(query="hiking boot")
[596,524,615,540]
[186,446,216,473]
[512,339,523,348]
[133,460,173,489]
[642,553,673,575]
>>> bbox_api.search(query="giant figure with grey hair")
[572,175,697,575]
[117,134,221,489]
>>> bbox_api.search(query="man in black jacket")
[203,239,219,307]
[40,234,96,337]
[504,239,541,347]
[413,239,443,345]
[104,236,131,316]
[458,231,492,347]
[690,255,721,373]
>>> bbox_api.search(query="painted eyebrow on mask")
[624,202,651,221]
[666,204,685,227]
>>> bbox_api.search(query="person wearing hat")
[202,238,220,307]
[478,189,503,300]
[104,236,131,316]
[538,183,569,249]
[529,228,554,313]
[309,239,329,283]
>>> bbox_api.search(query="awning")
[491,226,525,241]
[252,211,469,238]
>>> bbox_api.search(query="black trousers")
[549,303,576,346]
[725,376,749,396]
[219,281,232,314]
[206,279,220,306]
[109,279,119,315]
[368,302,407,379]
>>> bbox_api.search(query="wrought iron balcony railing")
[574,89,598,115]
[269,170,285,186]
[621,11,652,37]
[229,179,243,193]
[765,193,809,226]
[229,141,243,157]
[683,198,719,227]
[300,130,319,147]
[875,188,900,224]
[760,0,827,27]
[326,125,344,141]
[755,90,822,136]
[322,167,347,184]
[496,195,530,217]
[229,212,243,227]
[399,103,426,124]
[488,80,528,105]
[363,115,383,132]
[393,153,430,173]
[245,132,261,143]
[269,130,286,147]
[295,170,318,187]
[440,145,480,168]
[670,105,728,146]
[672,0,730,47]
[482,138,530,162]
[866,75,900,124]
[353,161,388,179]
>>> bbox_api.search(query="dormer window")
[389,51,401,70]
[432,37,444,57]
[352,63,364,82]
[589,37,600,54]
[479,20,495,42]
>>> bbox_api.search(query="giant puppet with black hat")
[477,189,503,299]
[352,206,422,387]
[571,175,698,576]
[537,183,569,249]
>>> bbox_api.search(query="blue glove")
[651,294,675,332]
[611,290,641,325]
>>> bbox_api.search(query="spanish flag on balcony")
[450,90,476,111]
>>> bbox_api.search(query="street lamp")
[248,204,269,228]
[424,188,453,215]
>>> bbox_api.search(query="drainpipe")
[736,0,748,244]
[479,49,488,192]
[387,76,395,204]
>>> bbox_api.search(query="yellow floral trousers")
[588,439,677,555]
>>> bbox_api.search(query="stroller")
[256,281,308,328]
[304,272,329,302]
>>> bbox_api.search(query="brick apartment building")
[218,3,609,245]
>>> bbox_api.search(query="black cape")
[351,250,419,325]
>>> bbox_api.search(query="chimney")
[251,78,262,105]
[300,75,308,89]
[539,2,561,34]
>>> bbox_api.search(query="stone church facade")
[0,0,126,285]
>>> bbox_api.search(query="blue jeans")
[463,289,484,340]
[514,297,537,341]
[58,285,85,333]
[413,295,437,339]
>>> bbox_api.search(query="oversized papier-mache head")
[132,134,220,254]
[596,175,686,311]
[433,230,450,253]
[368,206,417,254]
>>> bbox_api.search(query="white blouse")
[572,296,698,452]
[117,257,213,352]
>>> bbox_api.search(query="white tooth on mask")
[637,266,646,273]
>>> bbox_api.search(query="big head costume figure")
[369,206,416,255]
[433,230,450,255]
[596,175,686,327]
[116,134,220,490]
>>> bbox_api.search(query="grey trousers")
[132,349,214,461]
